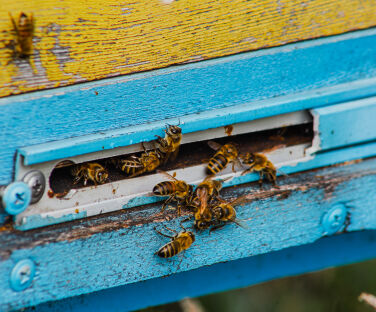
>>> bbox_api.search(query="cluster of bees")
[69,124,278,260]
[8,12,280,261]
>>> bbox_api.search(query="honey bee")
[155,124,182,164]
[210,196,249,233]
[116,144,162,178]
[241,153,277,187]
[71,163,109,186]
[9,12,34,58]
[207,141,240,176]
[155,224,195,258]
[190,177,224,230]
[153,170,194,215]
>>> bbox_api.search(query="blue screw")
[322,203,348,235]
[10,259,36,291]
[2,182,31,215]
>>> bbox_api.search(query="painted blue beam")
[23,230,376,312]
[1,157,376,311]
[0,28,376,182]
[312,97,376,152]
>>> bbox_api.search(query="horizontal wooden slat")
[1,157,376,310]
[1,0,376,96]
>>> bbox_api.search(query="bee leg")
[258,172,264,189]
[154,227,174,239]
[241,167,253,176]
[181,216,193,224]
[209,223,225,234]
[160,196,174,213]
[176,250,186,272]
[8,13,18,33]
[162,224,178,234]
[232,162,236,173]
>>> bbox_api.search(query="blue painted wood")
[312,96,376,151]
[17,78,376,166]
[23,230,376,312]
[0,28,376,183]
[1,157,376,311]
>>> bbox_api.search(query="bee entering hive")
[16,111,314,230]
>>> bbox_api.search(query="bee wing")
[232,218,250,230]
[157,169,179,181]
[276,168,288,177]
[207,140,222,151]
[196,188,209,214]
[229,195,249,206]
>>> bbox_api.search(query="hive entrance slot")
[49,123,313,194]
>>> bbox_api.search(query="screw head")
[10,259,36,291]
[2,182,31,215]
[22,170,46,204]
[322,204,348,235]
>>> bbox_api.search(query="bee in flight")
[71,163,109,186]
[115,143,162,178]
[155,224,195,258]
[241,153,277,187]
[9,12,34,58]
[207,141,240,176]
[189,177,224,231]
[155,124,182,164]
[152,170,194,215]
[210,196,249,233]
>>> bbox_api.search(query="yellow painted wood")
[1,0,376,97]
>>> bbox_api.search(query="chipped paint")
[1,0,376,96]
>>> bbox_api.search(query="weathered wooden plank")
[1,0,376,96]
[1,157,376,310]
[1,29,376,185]
[24,230,376,312]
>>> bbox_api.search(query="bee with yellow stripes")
[155,224,195,258]
[206,141,240,176]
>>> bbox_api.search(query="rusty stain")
[75,208,79,213]
[47,189,54,198]
[112,189,116,194]
[75,202,79,206]
[224,125,233,136]
[94,91,98,95]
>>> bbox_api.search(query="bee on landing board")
[206,141,240,176]
[210,196,249,233]
[70,163,108,186]
[115,143,162,178]
[9,12,34,58]
[155,224,195,258]
[188,177,224,231]
[241,153,277,187]
[152,170,194,215]
[154,124,182,164]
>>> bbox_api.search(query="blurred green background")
[140,258,376,312]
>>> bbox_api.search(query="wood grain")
[1,0,376,97]
[1,157,376,310]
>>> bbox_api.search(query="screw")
[322,203,348,236]
[10,259,36,291]
[22,170,46,204]
[1,182,31,215]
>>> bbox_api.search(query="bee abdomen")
[153,182,175,196]
[207,154,228,175]
[157,242,180,258]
